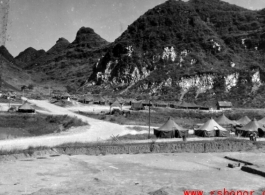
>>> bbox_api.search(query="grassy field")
[0,113,87,140]
[76,107,265,129]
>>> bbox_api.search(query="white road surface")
[0,99,148,151]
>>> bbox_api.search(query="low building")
[131,101,144,110]
[217,101,232,110]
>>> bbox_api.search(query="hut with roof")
[154,117,188,138]
[83,95,94,104]
[237,119,265,137]
[18,102,35,113]
[142,100,154,107]
[216,114,238,131]
[154,100,168,108]
[195,118,228,137]
[131,101,144,110]
[217,101,232,111]
[178,101,194,109]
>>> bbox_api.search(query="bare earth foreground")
[0,152,265,195]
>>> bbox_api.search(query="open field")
[1,152,265,195]
[0,113,87,140]
[74,106,265,129]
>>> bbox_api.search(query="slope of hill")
[0,45,16,64]
[0,52,31,91]
[82,0,265,107]
[21,28,109,91]
[15,47,46,68]
[13,0,265,107]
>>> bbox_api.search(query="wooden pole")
[148,99,151,139]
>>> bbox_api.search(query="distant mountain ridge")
[11,0,265,107]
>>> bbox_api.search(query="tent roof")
[111,100,122,108]
[116,97,125,102]
[19,102,35,110]
[258,117,265,125]
[237,116,251,125]
[155,117,186,132]
[239,119,265,132]
[216,114,238,125]
[197,118,227,131]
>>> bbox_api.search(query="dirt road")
[0,99,146,151]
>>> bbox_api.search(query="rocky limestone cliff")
[82,0,265,107]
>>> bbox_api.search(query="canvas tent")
[236,116,251,126]
[195,118,228,137]
[216,114,238,131]
[110,100,122,110]
[18,102,35,113]
[258,117,265,125]
[115,97,125,104]
[154,117,188,138]
[238,119,265,137]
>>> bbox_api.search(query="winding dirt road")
[0,99,145,151]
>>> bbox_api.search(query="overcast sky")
[3,0,265,56]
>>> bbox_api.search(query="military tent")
[216,114,238,131]
[18,102,35,113]
[258,117,265,125]
[110,100,122,110]
[115,97,125,104]
[238,119,265,137]
[195,118,228,137]
[154,117,188,138]
[236,116,251,126]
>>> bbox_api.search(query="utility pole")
[148,99,151,139]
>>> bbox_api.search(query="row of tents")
[154,114,265,138]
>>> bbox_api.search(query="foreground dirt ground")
[0,152,265,195]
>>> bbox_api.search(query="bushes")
[0,114,88,137]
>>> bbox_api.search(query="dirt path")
[0,99,145,151]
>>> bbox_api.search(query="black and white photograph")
[1,0,265,194]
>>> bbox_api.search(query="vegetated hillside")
[15,47,46,68]
[0,49,33,91]
[22,27,110,92]
[84,0,265,107]
[0,46,62,93]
